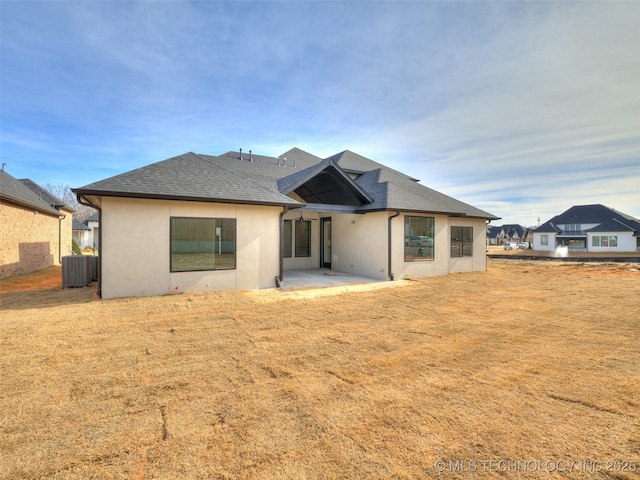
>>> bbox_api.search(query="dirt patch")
[0,265,62,294]
[1,259,639,479]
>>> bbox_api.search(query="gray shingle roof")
[74,148,499,219]
[19,178,70,210]
[74,152,301,207]
[352,163,497,218]
[0,170,63,216]
[538,204,640,235]
[72,218,90,230]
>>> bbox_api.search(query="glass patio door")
[321,218,331,268]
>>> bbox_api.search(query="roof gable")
[325,150,419,181]
[278,159,373,206]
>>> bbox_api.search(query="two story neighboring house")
[487,224,531,246]
[486,225,501,245]
[533,204,640,253]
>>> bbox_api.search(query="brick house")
[0,169,73,278]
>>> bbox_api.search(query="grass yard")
[1,259,639,479]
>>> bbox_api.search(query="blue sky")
[2,1,639,226]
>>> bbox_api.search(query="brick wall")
[0,200,71,278]
[60,207,73,260]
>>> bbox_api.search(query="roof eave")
[0,193,64,217]
[71,190,302,208]
[356,205,500,220]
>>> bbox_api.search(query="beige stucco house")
[73,148,499,299]
[0,170,73,278]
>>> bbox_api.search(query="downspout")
[388,211,400,280]
[277,206,290,287]
[58,213,66,263]
[77,195,102,298]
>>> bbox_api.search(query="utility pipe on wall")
[58,214,66,263]
[77,195,102,298]
[388,210,400,281]
[277,206,290,287]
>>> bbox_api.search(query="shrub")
[72,239,82,255]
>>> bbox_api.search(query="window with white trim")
[592,235,617,247]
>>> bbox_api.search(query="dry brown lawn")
[1,259,639,479]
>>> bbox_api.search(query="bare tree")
[42,183,96,219]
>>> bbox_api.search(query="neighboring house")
[72,218,91,248]
[0,169,74,278]
[486,225,501,245]
[533,204,640,252]
[73,148,499,299]
[487,224,531,246]
[78,212,100,250]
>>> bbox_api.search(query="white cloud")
[1,1,638,223]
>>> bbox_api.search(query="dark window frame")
[170,216,236,272]
[451,226,473,258]
[295,219,311,257]
[404,216,435,262]
[283,219,292,258]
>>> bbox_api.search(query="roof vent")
[239,148,243,161]
[249,150,253,162]
[283,157,287,166]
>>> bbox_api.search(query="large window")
[283,220,292,258]
[170,217,236,272]
[451,226,473,257]
[592,235,617,247]
[541,235,549,246]
[295,220,311,257]
[404,216,434,261]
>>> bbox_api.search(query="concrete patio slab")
[280,268,381,290]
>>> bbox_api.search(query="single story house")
[533,204,640,252]
[0,169,73,278]
[73,148,499,299]
[72,212,100,251]
[72,218,91,248]
[85,212,100,251]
